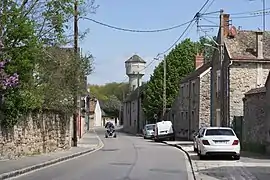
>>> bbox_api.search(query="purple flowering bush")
[0,59,19,90]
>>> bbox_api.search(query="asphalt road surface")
[13,128,190,180]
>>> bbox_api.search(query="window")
[216,109,221,126]
[216,70,221,92]
[133,85,136,91]
[205,129,235,136]
[181,112,184,120]
[192,82,195,106]
[132,102,135,112]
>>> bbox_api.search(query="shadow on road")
[198,165,270,180]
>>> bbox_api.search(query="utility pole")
[162,56,167,118]
[219,9,225,127]
[263,0,266,32]
[137,72,140,134]
[72,0,79,147]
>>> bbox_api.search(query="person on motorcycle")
[105,122,114,130]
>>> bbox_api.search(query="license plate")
[214,140,228,144]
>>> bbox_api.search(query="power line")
[81,17,194,33]
[203,8,270,18]
[157,0,213,56]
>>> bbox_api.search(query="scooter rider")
[105,122,114,129]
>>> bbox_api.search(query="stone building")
[211,13,270,127]
[243,86,266,153]
[168,53,211,140]
[123,85,146,134]
[242,71,270,153]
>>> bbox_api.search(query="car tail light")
[202,140,210,145]
[232,140,239,145]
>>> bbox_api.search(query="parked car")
[196,127,240,160]
[143,124,156,139]
[193,130,199,152]
[153,120,175,141]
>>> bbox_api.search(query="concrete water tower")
[125,55,146,92]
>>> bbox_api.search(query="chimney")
[195,53,204,69]
[222,14,230,38]
[256,31,263,59]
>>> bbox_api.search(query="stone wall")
[0,111,72,159]
[243,88,267,153]
[229,62,270,124]
[199,69,211,129]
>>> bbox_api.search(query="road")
[12,128,190,180]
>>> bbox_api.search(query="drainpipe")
[227,60,233,127]
[210,68,213,126]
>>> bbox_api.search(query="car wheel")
[105,135,108,138]
[234,155,240,160]
[199,154,207,160]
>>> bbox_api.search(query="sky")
[78,0,269,85]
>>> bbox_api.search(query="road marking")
[8,130,104,180]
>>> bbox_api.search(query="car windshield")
[205,129,234,136]
[146,125,155,130]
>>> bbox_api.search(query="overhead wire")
[157,0,212,56]
[81,17,194,33]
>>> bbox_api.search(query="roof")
[224,30,270,60]
[180,62,211,84]
[124,84,147,102]
[125,54,146,63]
[244,87,266,95]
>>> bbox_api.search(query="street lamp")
[204,43,220,52]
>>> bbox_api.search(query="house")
[211,13,270,127]
[168,53,211,140]
[242,86,266,153]
[242,70,270,154]
[123,85,146,134]
[89,98,102,127]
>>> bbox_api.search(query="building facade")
[168,54,211,140]
[211,13,270,127]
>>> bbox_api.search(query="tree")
[0,0,97,127]
[142,39,199,122]
[103,95,121,117]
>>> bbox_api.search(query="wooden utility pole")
[72,0,79,147]
[162,56,167,117]
[137,72,140,133]
[219,9,225,127]
[263,0,266,32]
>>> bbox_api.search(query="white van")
[154,120,175,141]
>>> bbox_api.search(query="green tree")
[142,38,198,122]
[103,95,121,117]
[0,0,97,127]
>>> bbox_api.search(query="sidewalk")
[0,131,102,180]
[163,141,270,180]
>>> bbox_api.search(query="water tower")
[125,55,146,92]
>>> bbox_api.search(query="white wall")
[94,100,102,127]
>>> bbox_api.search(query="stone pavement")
[0,131,102,180]
[163,141,270,180]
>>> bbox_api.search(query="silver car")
[143,124,156,139]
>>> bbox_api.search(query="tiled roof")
[180,62,211,83]
[244,87,266,95]
[125,54,146,63]
[225,30,270,60]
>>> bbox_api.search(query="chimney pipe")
[222,14,230,38]
[195,53,204,69]
[256,31,263,59]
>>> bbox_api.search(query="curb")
[0,138,103,180]
[163,142,196,180]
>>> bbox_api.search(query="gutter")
[226,60,233,127]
